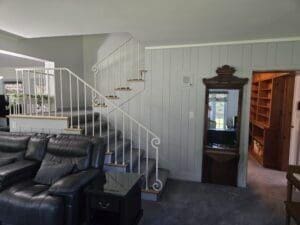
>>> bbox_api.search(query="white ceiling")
[0,52,44,67]
[0,0,299,46]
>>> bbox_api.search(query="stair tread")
[95,129,121,139]
[143,168,169,192]
[115,87,132,91]
[73,120,107,130]
[127,79,144,82]
[106,139,131,153]
[134,158,156,177]
[105,95,120,100]
[111,148,144,166]
[69,111,100,125]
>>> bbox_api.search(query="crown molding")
[145,37,300,50]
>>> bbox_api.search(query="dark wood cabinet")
[85,173,143,225]
[202,65,248,186]
[202,150,239,186]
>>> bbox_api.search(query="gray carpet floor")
[140,158,300,225]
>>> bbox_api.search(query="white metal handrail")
[11,67,162,191]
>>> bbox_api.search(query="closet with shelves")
[249,71,295,171]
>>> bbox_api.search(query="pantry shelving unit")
[249,71,295,171]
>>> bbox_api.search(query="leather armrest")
[0,160,39,190]
[49,169,99,196]
[287,165,300,175]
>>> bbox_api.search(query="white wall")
[82,33,132,85]
[0,31,84,76]
[0,31,84,108]
[0,67,16,81]
[120,41,300,187]
[0,76,4,95]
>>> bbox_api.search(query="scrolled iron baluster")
[151,137,163,192]
[92,65,99,74]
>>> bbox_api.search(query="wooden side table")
[285,165,300,225]
[85,172,143,225]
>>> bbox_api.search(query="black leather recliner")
[0,134,105,225]
[0,132,46,191]
[0,131,31,166]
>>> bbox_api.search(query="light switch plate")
[183,75,192,87]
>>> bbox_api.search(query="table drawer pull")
[98,201,110,209]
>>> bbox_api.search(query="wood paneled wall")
[119,41,300,187]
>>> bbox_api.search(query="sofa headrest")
[47,136,92,157]
[44,136,93,171]
[55,134,105,169]
[0,132,31,153]
[25,133,52,162]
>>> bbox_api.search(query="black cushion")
[0,180,64,225]
[25,134,49,162]
[0,133,102,225]
[47,136,92,170]
[0,160,39,191]
[0,132,31,154]
[34,157,74,185]
[49,169,99,195]
[0,157,16,167]
[55,134,105,169]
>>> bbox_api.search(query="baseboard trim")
[168,171,202,182]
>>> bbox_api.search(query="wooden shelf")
[257,113,269,118]
[252,120,267,129]
[259,97,271,100]
[258,105,270,109]
[250,149,263,165]
[253,136,264,145]
[249,70,294,171]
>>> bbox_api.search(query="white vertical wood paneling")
[266,43,277,67]
[180,48,191,172]
[292,42,300,66]
[252,43,268,68]
[276,42,293,66]
[220,46,228,66]
[124,41,300,186]
[161,49,171,168]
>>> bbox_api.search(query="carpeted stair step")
[112,148,144,168]
[106,139,131,155]
[141,168,169,201]
[143,168,169,191]
[78,120,108,135]
[69,111,100,126]
[94,129,122,145]
[134,158,156,179]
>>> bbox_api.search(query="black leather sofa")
[0,132,36,190]
[0,132,105,225]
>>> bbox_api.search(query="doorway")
[248,70,295,171]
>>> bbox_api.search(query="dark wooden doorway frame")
[249,69,296,171]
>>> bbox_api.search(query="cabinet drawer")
[90,195,120,213]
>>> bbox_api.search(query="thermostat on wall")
[183,75,192,87]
